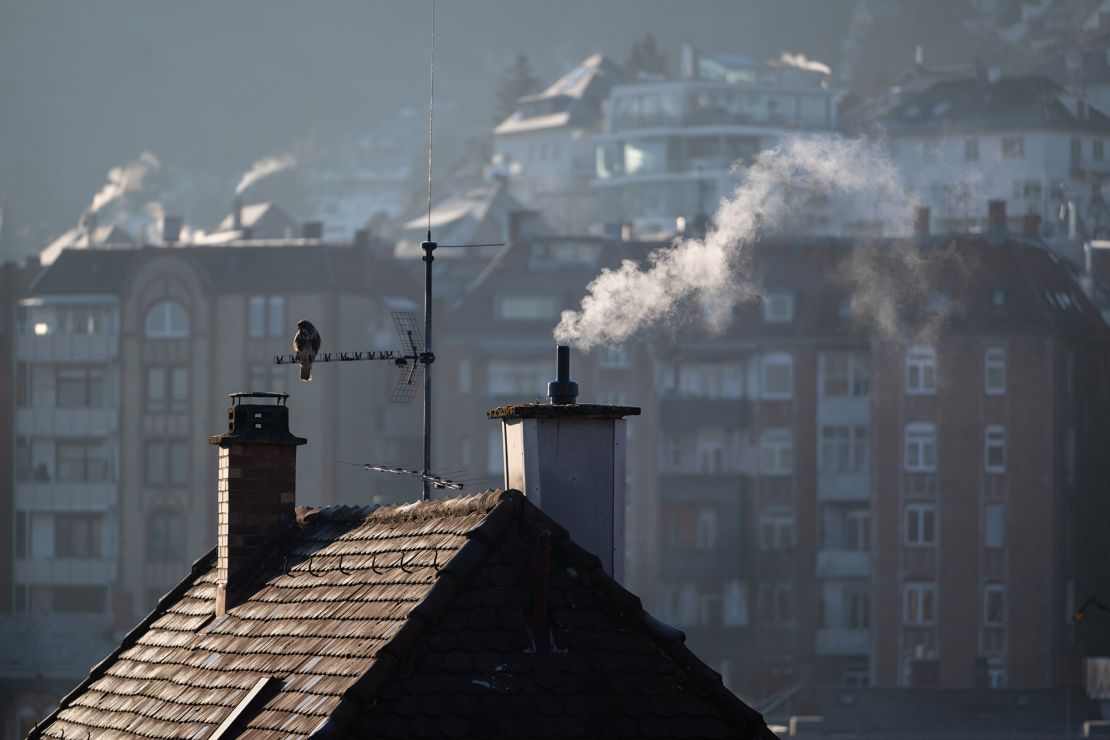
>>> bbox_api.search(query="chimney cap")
[210,391,307,447]
[487,402,641,420]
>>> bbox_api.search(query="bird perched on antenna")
[293,320,321,381]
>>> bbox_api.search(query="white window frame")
[983,502,1005,549]
[984,425,1006,474]
[763,291,795,323]
[904,422,937,472]
[984,347,1006,395]
[759,508,796,550]
[820,352,870,399]
[145,301,189,339]
[903,583,937,626]
[761,353,794,400]
[904,503,936,546]
[904,346,937,395]
[695,508,718,551]
[984,584,1005,627]
[760,428,794,476]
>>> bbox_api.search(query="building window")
[670,362,744,399]
[819,425,869,473]
[57,440,109,482]
[1001,136,1024,159]
[760,429,794,475]
[597,346,630,369]
[965,138,979,161]
[248,362,286,395]
[145,301,189,339]
[846,510,871,551]
[56,366,106,407]
[146,366,188,413]
[763,291,795,323]
[1096,140,1105,161]
[984,503,1005,549]
[845,588,871,629]
[759,508,796,550]
[905,346,937,394]
[695,508,718,551]
[820,352,870,398]
[1071,137,1082,168]
[905,503,937,546]
[761,353,794,400]
[487,359,549,396]
[904,423,937,472]
[903,583,937,625]
[145,440,188,486]
[55,513,103,558]
[759,582,794,623]
[984,584,1005,627]
[984,348,1005,395]
[248,296,286,338]
[147,510,185,562]
[984,425,1006,473]
[496,295,558,320]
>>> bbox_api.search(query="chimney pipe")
[914,206,931,236]
[1022,213,1042,238]
[302,221,323,241]
[232,197,243,232]
[488,347,640,580]
[163,216,182,244]
[209,392,306,617]
[81,211,99,244]
[988,200,1007,234]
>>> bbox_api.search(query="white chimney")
[487,346,639,581]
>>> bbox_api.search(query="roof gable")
[32,490,772,740]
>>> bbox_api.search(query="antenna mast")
[420,0,438,501]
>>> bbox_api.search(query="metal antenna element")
[426,0,436,243]
[339,461,463,490]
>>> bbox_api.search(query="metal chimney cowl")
[487,346,640,582]
[209,392,306,617]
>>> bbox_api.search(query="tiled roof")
[32,490,774,740]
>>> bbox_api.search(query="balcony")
[659,547,744,580]
[15,481,118,510]
[658,472,746,501]
[660,397,748,429]
[817,472,870,501]
[16,406,118,436]
[16,332,119,362]
[15,557,116,585]
[0,613,116,679]
[816,628,871,656]
[817,550,871,578]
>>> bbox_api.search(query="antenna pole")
[421,240,436,500]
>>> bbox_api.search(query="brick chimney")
[487,346,640,581]
[914,206,930,236]
[209,392,306,616]
[988,199,1007,235]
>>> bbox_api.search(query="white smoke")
[88,152,161,214]
[144,200,165,240]
[235,154,296,196]
[555,136,915,350]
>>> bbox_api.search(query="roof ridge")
[354,488,508,525]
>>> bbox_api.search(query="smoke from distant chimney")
[235,154,296,196]
[88,152,160,214]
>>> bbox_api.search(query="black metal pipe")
[422,241,436,501]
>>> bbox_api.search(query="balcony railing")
[660,397,748,428]
[16,332,120,362]
[816,628,871,656]
[817,549,872,578]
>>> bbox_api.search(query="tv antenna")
[275,0,501,500]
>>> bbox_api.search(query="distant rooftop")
[494,53,625,136]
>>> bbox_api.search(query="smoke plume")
[88,152,160,214]
[554,136,916,350]
[235,154,296,196]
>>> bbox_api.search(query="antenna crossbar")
[342,461,463,491]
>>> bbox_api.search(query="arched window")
[145,301,189,339]
[147,509,184,561]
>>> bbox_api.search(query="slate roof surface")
[32,490,774,740]
[877,75,1110,135]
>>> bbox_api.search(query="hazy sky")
[0,1,863,260]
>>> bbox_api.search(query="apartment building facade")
[434,228,1110,702]
[1,237,420,735]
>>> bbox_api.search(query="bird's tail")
[300,363,312,382]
